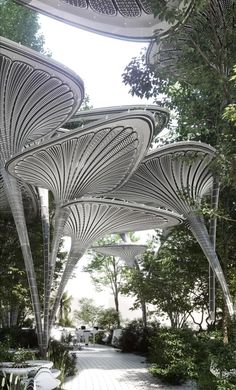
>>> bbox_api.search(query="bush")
[49,339,77,383]
[0,328,37,349]
[95,330,113,345]
[195,331,236,389]
[0,372,24,389]
[149,328,198,385]
[119,320,159,354]
[148,327,236,387]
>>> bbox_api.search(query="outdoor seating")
[28,367,61,390]
[24,378,36,390]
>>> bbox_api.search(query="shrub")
[49,339,77,383]
[149,328,198,385]
[195,331,236,389]
[0,372,24,389]
[0,328,37,349]
[119,320,159,354]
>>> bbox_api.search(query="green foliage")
[0,372,24,390]
[0,0,45,52]
[84,236,127,326]
[11,349,34,368]
[94,330,107,345]
[119,320,159,354]
[148,327,236,387]
[97,308,120,331]
[0,338,35,366]
[0,328,38,349]
[123,227,209,329]
[58,292,73,327]
[75,298,102,327]
[195,331,236,389]
[224,66,236,126]
[49,339,77,383]
[149,328,198,385]
[149,0,194,23]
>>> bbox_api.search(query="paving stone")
[63,345,197,390]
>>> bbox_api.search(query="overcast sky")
[40,14,150,108]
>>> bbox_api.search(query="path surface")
[63,344,197,390]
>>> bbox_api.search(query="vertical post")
[187,211,234,317]
[2,169,43,352]
[209,177,220,322]
[38,188,50,354]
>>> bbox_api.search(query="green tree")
[84,236,128,327]
[58,292,73,327]
[74,298,102,327]
[0,0,45,52]
[97,308,120,331]
[0,218,29,327]
[123,227,210,329]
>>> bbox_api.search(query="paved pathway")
[63,345,197,390]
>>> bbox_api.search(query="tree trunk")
[141,298,147,328]
[222,303,229,344]
[114,290,120,327]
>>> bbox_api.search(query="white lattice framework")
[0,172,38,218]
[0,36,84,353]
[49,197,183,324]
[66,105,170,136]
[147,0,233,70]
[92,244,147,267]
[15,0,195,41]
[7,110,156,339]
[111,141,234,315]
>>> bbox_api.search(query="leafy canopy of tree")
[122,226,210,329]
[0,0,45,52]
[58,292,73,327]
[84,235,129,327]
[75,298,101,327]
[74,298,119,330]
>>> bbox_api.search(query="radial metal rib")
[0,36,84,352]
[50,197,183,325]
[92,244,147,267]
[7,110,155,335]
[7,110,155,264]
[111,141,234,315]
[66,105,170,137]
[15,0,195,41]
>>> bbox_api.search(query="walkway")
[63,345,197,390]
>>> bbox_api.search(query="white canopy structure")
[15,0,195,41]
[66,105,170,137]
[1,1,233,355]
[111,141,234,316]
[0,36,84,353]
[92,243,148,267]
[7,109,155,348]
[49,197,183,324]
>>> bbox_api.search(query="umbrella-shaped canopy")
[50,197,183,324]
[92,243,148,267]
[111,141,215,216]
[7,111,154,204]
[0,36,84,162]
[15,0,195,41]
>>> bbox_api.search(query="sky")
[39,14,150,108]
[39,15,155,320]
